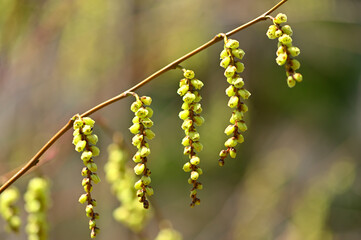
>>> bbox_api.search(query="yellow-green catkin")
[24,177,50,240]
[155,228,183,240]
[129,95,155,209]
[0,187,21,233]
[178,69,204,207]
[104,141,151,232]
[266,13,303,88]
[218,38,250,166]
[72,115,100,238]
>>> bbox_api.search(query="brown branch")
[0,0,287,194]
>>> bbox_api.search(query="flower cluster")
[0,187,21,232]
[129,95,155,209]
[218,38,250,166]
[104,142,151,232]
[72,116,100,238]
[177,69,204,207]
[266,13,303,88]
[24,177,50,240]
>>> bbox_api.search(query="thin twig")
[0,0,287,194]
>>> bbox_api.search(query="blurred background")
[0,0,360,239]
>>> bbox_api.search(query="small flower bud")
[219,150,228,157]
[240,103,248,112]
[139,146,150,157]
[86,134,98,145]
[194,116,205,126]
[281,25,293,35]
[73,119,84,129]
[290,59,301,70]
[129,123,141,134]
[230,148,237,158]
[144,129,155,139]
[288,46,300,57]
[224,65,237,78]
[81,167,89,176]
[142,118,154,128]
[237,121,248,132]
[130,100,142,112]
[225,39,239,49]
[190,189,197,197]
[140,96,152,105]
[184,70,195,79]
[85,204,94,215]
[79,194,88,204]
[72,134,82,146]
[90,146,100,157]
[177,85,189,96]
[87,162,98,172]
[233,77,244,88]
[237,134,244,143]
[190,156,200,165]
[183,162,192,172]
[190,171,199,180]
[179,110,190,120]
[183,146,192,155]
[188,131,200,141]
[226,85,236,97]
[182,136,191,146]
[275,29,283,38]
[183,92,196,104]
[276,53,287,66]
[232,49,245,59]
[273,13,287,24]
[220,49,229,59]
[196,167,203,175]
[192,142,203,152]
[224,125,236,135]
[196,183,203,190]
[238,88,251,99]
[134,163,145,175]
[279,34,292,45]
[287,76,296,88]
[225,137,237,148]
[191,79,204,90]
[134,180,143,190]
[276,46,286,56]
[89,219,96,229]
[81,151,93,162]
[141,176,151,185]
[83,117,95,127]
[75,140,87,152]
[82,125,93,135]
[133,152,142,163]
[82,178,90,186]
[220,57,231,68]
[145,186,154,196]
[90,173,101,184]
[228,96,239,108]
[84,185,93,193]
[136,108,149,118]
[181,119,193,130]
[293,73,303,82]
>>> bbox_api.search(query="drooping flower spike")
[0,187,21,233]
[266,13,303,87]
[104,137,150,232]
[128,92,155,209]
[177,67,204,207]
[72,115,100,238]
[218,35,251,166]
[24,177,50,240]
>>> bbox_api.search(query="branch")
[0,0,287,194]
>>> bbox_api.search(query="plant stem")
[0,0,287,194]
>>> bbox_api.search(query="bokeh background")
[0,0,360,239]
